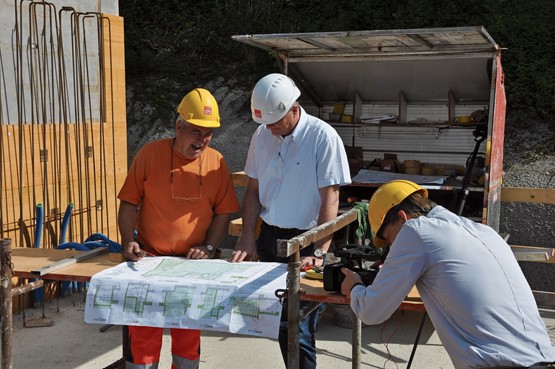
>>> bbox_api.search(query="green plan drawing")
[161,286,195,317]
[92,285,120,308]
[197,287,230,320]
[124,283,153,314]
[85,258,287,338]
[231,295,281,319]
[142,258,254,281]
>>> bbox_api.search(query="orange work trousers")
[127,326,200,367]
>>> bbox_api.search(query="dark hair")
[377,192,436,240]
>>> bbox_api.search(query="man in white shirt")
[229,73,351,369]
[341,180,555,369]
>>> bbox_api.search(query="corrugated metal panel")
[333,124,485,166]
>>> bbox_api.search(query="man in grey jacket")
[341,180,555,369]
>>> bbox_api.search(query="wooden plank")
[102,15,127,125]
[277,209,358,257]
[11,280,44,297]
[1,119,127,246]
[1,122,127,190]
[501,187,555,204]
[533,291,555,310]
[229,218,243,237]
[299,277,425,310]
[30,247,110,276]
[232,171,249,187]
[511,245,555,263]
[11,247,120,282]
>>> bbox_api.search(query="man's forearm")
[240,178,262,240]
[204,213,231,247]
[315,185,340,251]
[118,201,139,245]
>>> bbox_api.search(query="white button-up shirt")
[244,107,351,229]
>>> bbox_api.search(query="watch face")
[206,244,214,252]
[313,248,324,258]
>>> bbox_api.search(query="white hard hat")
[251,73,301,124]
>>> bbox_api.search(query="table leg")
[287,251,301,369]
[352,310,361,369]
[407,312,427,368]
[1,238,14,369]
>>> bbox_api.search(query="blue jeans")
[257,221,323,369]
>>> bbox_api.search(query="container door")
[485,55,506,231]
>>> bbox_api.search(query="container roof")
[232,27,498,60]
[233,27,500,104]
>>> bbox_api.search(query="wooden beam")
[277,209,358,258]
[511,245,555,263]
[229,218,243,237]
[501,187,555,204]
[11,280,44,297]
[533,290,555,310]
[232,171,249,187]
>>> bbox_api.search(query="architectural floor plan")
[84,257,287,338]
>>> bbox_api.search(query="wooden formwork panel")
[0,14,127,250]
[1,121,127,248]
[1,122,126,189]
[102,15,127,126]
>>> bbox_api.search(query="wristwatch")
[205,244,215,255]
[312,248,325,259]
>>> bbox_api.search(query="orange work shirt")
[118,138,240,255]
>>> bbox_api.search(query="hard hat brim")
[186,118,220,128]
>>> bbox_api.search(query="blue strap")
[56,233,122,253]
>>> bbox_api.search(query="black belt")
[261,221,306,235]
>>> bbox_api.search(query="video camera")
[323,244,387,292]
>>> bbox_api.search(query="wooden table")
[11,247,120,282]
[9,247,426,369]
[296,275,426,369]
[300,276,425,310]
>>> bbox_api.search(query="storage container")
[233,27,506,229]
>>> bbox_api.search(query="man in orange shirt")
[117,88,240,369]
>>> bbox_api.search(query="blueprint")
[84,257,287,338]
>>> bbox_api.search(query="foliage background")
[119,1,554,291]
[120,0,554,122]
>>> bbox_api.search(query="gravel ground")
[501,118,555,292]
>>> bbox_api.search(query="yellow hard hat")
[369,180,428,247]
[177,88,220,128]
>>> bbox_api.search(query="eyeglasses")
[170,139,203,201]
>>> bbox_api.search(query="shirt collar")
[288,106,307,141]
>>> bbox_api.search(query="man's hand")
[300,256,323,271]
[123,241,142,261]
[186,246,213,259]
[340,267,364,297]
[228,238,257,262]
